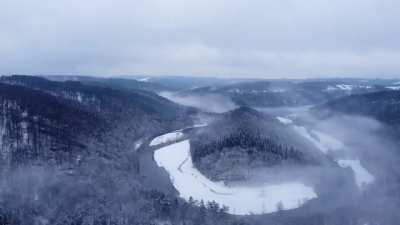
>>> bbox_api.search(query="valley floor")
[150,116,376,215]
[154,138,316,215]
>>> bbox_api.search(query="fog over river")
[151,116,375,215]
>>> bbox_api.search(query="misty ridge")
[1,0,400,224]
[0,75,399,225]
[159,91,238,113]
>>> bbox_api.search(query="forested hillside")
[0,83,103,169]
[0,75,196,139]
[1,76,399,225]
[190,107,325,182]
[0,76,247,225]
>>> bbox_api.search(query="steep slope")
[0,77,247,225]
[0,83,103,169]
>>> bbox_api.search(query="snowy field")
[276,116,344,154]
[276,116,293,125]
[338,159,375,188]
[386,85,400,90]
[292,126,344,154]
[154,139,316,215]
[149,131,184,146]
[276,116,375,189]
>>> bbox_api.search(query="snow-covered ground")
[76,92,83,103]
[336,84,354,91]
[154,139,316,215]
[276,116,293,125]
[149,131,184,146]
[292,126,344,154]
[149,124,207,147]
[191,123,208,128]
[297,126,375,189]
[325,84,372,92]
[136,77,150,82]
[134,139,144,151]
[276,116,375,189]
[276,116,344,154]
[386,85,400,90]
[338,159,375,189]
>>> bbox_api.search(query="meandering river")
[148,116,375,215]
[153,138,316,215]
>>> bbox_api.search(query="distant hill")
[178,79,393,108]
[313,90,400,126]
[43,75,246,92]
[44,75,175,92]
[1,75,195,121]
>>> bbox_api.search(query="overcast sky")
[1,0,400,79]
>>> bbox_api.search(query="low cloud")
[160,92,237,113]
[1,0,400,78]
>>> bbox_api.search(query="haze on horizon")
[1,0,400,79]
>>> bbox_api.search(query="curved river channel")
[151,133,316,215]
[150,116,375,215]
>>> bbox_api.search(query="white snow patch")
[276,117,293,125]
[177,123,208,131]
[293,126,344,154]
[290,123,375,190]
[311,130,345,152]
[137,77,150,82]
[20,121,29,145]
[325,86,338,91]
[21,111,28,118]
[0,115,6,152]
[76,93,83,102]
[76,155,82,163]
[326,85,370,92]
[192,123,208,128]
[134,139,144,151]
[336,84,353,91]
[150,132,184,146]
[270,88,286,93]
[154,140,316,215]
[160,92,237,113]
[386,86,400,90]
[337,159,375,189]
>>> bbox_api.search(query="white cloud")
[1,0,399,78]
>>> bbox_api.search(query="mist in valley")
[183,97,400,223]
[1,0,400,221]
[160,91,238,113]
